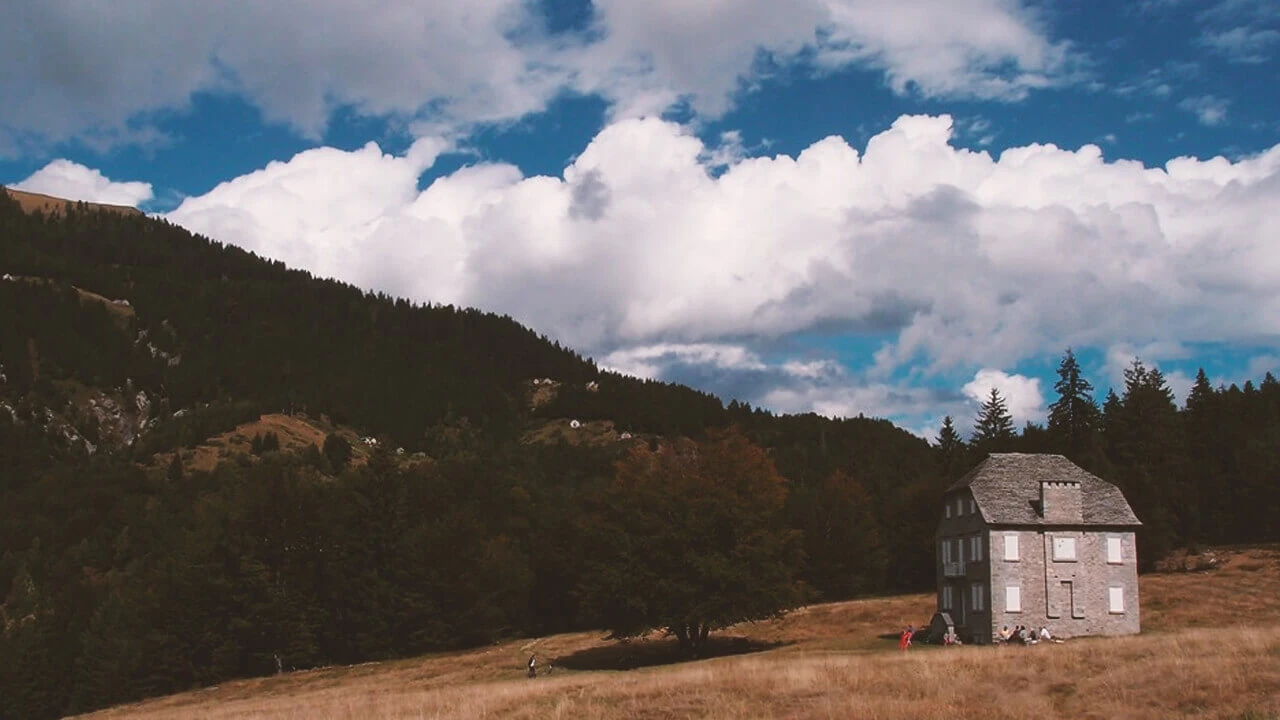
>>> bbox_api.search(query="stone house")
[936,453,1141,643]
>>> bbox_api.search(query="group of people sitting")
[996,624,1059,644]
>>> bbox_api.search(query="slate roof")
[947,453,1141,527]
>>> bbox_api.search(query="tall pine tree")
[936,415,968,480]
[1047,348,1100,459]
[971,388,1015,454]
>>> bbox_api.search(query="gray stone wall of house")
[987,528,1139,639]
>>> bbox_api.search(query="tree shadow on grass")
[554,634,789,672]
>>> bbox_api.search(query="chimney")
[1040,480,1082,524]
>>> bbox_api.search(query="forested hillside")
[1,189,1277,719]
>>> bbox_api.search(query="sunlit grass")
[77,547,1280,720]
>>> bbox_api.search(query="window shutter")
[1005,586,1021,612]
[1109,586,1125,613]
[1107,537,1122,564]
[1004,533,1019,561]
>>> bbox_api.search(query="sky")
[3,0,1279,439]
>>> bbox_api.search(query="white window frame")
[1005,585,1022,613]
[945,504,951,519]
[1004,533,1020,561]
[942,586,953,609]
[956,497,964,516]
[1052,536,1077,562]
[969,498,976,515]
[1108,586,1125,614]
[971,584,985,612]
[1107,536,1123,564]
[941,539,952,563]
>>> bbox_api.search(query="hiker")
[527,654,537,678]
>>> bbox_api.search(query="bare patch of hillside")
[3,187,143,217]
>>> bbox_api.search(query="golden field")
[76,546,1280,720]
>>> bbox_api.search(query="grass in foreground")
[77,547,1280,720]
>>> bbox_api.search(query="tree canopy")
[576,429,802,656]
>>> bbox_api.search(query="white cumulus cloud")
[12,160,153,207]
[131,113,1280,422]
[963,369,1045,425]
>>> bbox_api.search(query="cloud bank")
[144,114,1280,428]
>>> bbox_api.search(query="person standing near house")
[900,625,913,651]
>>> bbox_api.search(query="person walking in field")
[527,654,537,678]
[899,625,913,651]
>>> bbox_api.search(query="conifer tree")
[936,415,968,479]
[1048,348,1099,456]
[971,388,1015,452]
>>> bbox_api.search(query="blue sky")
[3,0,1278,438]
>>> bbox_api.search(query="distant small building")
[569,419,581,429]
[936,453,1141,643]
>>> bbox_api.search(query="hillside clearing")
[76,547,1280,720]
[3,187,143,217]
[153,413,382,474]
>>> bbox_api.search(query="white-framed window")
[942,586,953,609]
[1107,536,1123,564]
[1108,586,1125,614]
[970,584,985,611]
[1004,533,1020,561]
[1005,586,1022,613]
[941,539,952,563]
[968,498,976,515]
[1053,536,1077,562]
[956,497,964,516]
[945,503,951,519]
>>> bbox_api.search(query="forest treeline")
[0,191,1277,718]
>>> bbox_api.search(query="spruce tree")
[971,388,1015,452]
[936,415,968,479]
[1047,348,1099,456]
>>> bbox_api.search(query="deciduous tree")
[577,428,802,657]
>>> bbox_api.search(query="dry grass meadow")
[4,187,143,217]
[77,546,1280,720]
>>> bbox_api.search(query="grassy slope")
[75,547,1280,720]
[3,188,143,217]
